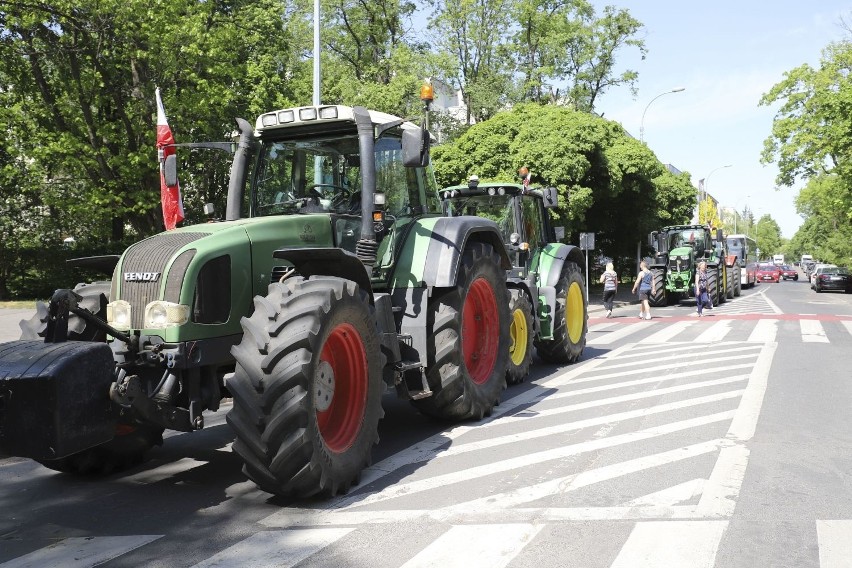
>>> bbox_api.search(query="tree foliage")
[761,38,852,265]
[431,104,696,263]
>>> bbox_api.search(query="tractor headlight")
[107,300,132,331]
[144,301,190,328]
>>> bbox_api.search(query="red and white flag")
[156,88,184,230]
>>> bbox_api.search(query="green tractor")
[647,224,731,307]
[439,178,587,384]
[0,104,513,498]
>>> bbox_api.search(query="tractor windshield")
[668,228,709,251]
[447,195,516,240]
[251,133,440,218]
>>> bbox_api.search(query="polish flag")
[156,88,184,230]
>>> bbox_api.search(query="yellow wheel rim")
[566,281,584,344]
[509,308,528,366]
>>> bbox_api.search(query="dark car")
[756,262,781,283]
[814,266,852,293]
[779,264,798,281]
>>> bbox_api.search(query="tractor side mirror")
[716,228,724,242]
[542,186,559,208]
[164,154,178,187]
[648,231,658,249]
[402,128,430,167]
[554,226,565,241]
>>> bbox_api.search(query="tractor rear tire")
[726,267,735,299]
[706,268,719,307]
[36,423,164,475]
[506,288,533,386]
[649,268,667,307]
[535,261,587,364]
[227,276,384,498]
[19,281,111,342]
[413,242,509,421]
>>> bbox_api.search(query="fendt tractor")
[439,177,587,384]
[647,224,738,308]
[0,101,517,498]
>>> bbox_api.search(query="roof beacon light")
[420,80,434,103]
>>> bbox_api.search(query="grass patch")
[0,301,37,309]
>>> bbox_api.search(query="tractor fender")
[399,216,511,289]
[66,255,121,277]
[536,243,584,288]
[272,247,373,299]
[534,243,584,336]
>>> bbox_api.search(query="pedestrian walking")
[599,262,618,318]
[631,260,656,320]
[695,261,713,316]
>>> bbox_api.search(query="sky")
[589,1,851,238]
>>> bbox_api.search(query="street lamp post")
[640,87,686,142]
[697,164,732,224]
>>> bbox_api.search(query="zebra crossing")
[2,313,852,567]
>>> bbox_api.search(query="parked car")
[756,262,781,283]
[779,265,798,281]
[811,264,837,288]
[813,266,852,293]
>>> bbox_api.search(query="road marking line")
[0,536,163,568]
[305,410,735,513]
[561,354,758,385]
[696,443,749,517]
[727,342,774,443]
[747,319,777,343]
[590,343,760,368]
[609,520,728,568]
[801,319,829,342]
[190,528,354,568]
[816,520,852,568]
[401,524,543,568]
[842,321,852,339]
[121,458,206,484]
[624,478,706,507]
[439,439,723,512]
[547,371,752,401]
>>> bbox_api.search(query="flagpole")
[313,0,320,106]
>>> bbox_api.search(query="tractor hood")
[112,215,335,337]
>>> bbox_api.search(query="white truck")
[773,254,785,266]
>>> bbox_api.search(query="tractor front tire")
[535,261,587,364]
[20,281,111,342]
[414,242,509,421]
[506,288,533,386]
[726,267,735,299]
[649,268,667,307]
[37,423,164,475]
[227,276,384,498]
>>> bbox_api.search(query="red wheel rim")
[316,323,368,453]
[461,277,500,385]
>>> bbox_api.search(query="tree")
[431,104,696,263]
[753,215,784,260]
[698,196,723,229]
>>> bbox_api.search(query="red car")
[756,263,781,283]
[779,264,798,281]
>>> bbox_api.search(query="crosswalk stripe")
[643,320,695,343]
[0,535,162,568]
[588,320,657,345]
[747,319,777,343]
[190,528,354,568]
[694,320,733,343]
[843,321,852,339]
[801,319,829,343]
[549,370,752,401]
[609,520,728,568]
[816,520,852,568]
[400,524,543,568]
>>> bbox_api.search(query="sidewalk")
[586,283,640,316]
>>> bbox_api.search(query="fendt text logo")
[124,272,161,282]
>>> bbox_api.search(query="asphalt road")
[2,268,852,567]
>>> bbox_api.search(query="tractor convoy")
[647,224,741,308]
[0,101,588,499]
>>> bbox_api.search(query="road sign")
[579,232,595,251]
